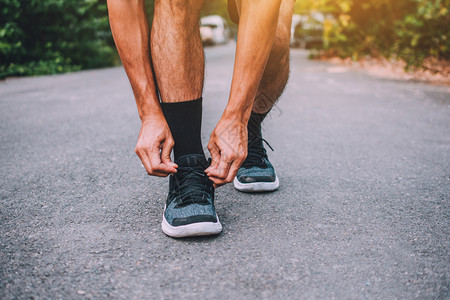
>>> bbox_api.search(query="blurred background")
[1,0,449,79]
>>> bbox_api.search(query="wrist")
[132,83,162,122]
[139,104,165,124]
[223,104,252,124]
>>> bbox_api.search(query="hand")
[135,113,178,177]
[205,114,248,187]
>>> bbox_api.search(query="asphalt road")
[1,43,449,299]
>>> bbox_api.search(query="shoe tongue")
[175,154,208,168]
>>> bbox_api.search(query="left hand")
[205,114,248,188]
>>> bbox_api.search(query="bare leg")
[151,0,205,103]
[252,0,294,114]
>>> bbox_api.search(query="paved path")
[1,43,449,299]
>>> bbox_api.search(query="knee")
[269,4,292,61]
[270,32,290,65]
[154,0,203,24]
[157,0,191,11]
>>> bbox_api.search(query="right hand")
[205,113,248,188]
[135,114,178,177]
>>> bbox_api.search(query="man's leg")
[234,0,294,192]
[247,0,293,143]
[151,0,204,103]
[252,0,293,115]
[151,0,222,238]
[152,0,205,160]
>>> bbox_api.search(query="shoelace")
[170,166,211,207]
[242,138,274,168]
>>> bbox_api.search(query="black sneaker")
[161,154,222,238]
[233,138,279,192]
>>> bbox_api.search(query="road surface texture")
[1,43,449,299]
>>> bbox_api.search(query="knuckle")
[224,151,234,159]
[221,152,231,160]
[167,138,175,147]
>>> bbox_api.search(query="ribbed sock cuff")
[161,97,204,160]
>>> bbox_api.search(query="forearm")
[107,0,161,121]
[224,0,282,121]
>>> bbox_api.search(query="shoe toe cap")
[172,214,218,226]
[237,169,276,183]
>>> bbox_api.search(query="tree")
[295,0,450,68]
[0,0,117,78]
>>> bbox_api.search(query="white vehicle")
[291,12,332,49]
[200,15,230,45]
[290,14,305,47]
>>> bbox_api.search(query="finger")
[207,159,232,179]
[151,171,172,177]
[136,149,153,174]
[137,149,173,177]
[205,142,220,173]
[209,176,227,188]
[205,158,219,173]
[209,155,244,185]
[224,160,241,183]
[160,139,178,169]
[148,146,177,174]
[208,143,220,167]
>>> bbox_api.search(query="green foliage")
[3,0,446,77]
[296,0,450,68]
[0,0,118,78]
[394,0,449,67]
[145,0,155,27]
[202,0,229,19]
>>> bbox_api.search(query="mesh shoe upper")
[236,138,277,183]
[164,154,218,226]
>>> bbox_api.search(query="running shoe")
[162,154,222,238]
[233,138,279,192]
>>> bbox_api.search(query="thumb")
[161,139,177,168]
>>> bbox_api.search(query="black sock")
[247,111,269,147]
[161,97,204,160]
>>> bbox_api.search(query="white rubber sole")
[233,175,279,192]
[161,209,222,238]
